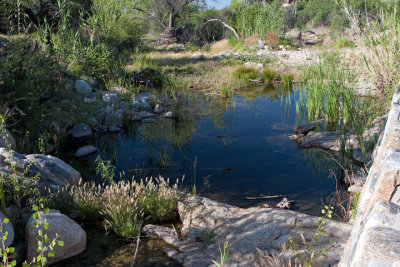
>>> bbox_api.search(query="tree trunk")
[168,10,175,28]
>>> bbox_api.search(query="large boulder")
[25,154,81,189]
[0,211,14,248]
[0,148,81,192]
[75,80,92,94]
[68,123,92,139]
[26,210,86,265]
[131,93,152,111]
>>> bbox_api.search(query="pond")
[68,85,342,215]
[60,85,346,266]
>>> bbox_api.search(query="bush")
[335,39,355,49]
[0,38,65,148]
[263,68,278,84]
[233,67,260,82]
[265,32,280,48]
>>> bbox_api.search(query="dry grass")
[210,39,230,53]
[244,34,259,48]
[265,32,280,48]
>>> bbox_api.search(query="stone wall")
[339,86,400,266]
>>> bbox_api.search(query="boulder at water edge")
[74,145,98,158]
[26,210,86,265]
[0,211,14,248]
[75,80,92,94]
[68,123,92,139]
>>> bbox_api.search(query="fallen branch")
[129,230,141,267]
[245,195,283,200]
[201,19,240,39]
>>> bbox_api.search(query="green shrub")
[228,38,244,49]
[263,68,278,84]
[233,67,260,82]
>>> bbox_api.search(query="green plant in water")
[263,68,277,84]
[280,73,294,88]
[95,156,115,184]
[220,87,234,98]
[158,147,171,168]
[212,241,230,267]
[233,67,260,83]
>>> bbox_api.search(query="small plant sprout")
[212,241,230,267]
[1,217,16,267]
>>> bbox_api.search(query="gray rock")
[0,211,14,248]
[131,96,152,111]
[144,194,351,267]
[107,126,123,132]
[68,123,92,139]
[25,154,81,187]
[142,118,157,123]
[162,111,173,119]
[75,80,92,94]
[110,85,128,94]
[138,111,156,118]
[294,119,323,135]
[74,146,98,158]
[192,53,206,60]
[0,128,16,150]
[26,210,86,265]
[154,104,165,114]
[102,91,120,105]
[80,75,96,86]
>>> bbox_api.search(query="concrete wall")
[339,86,400,266]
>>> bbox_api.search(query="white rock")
[26,210,86,265]
[162,111,173,119]
[192,53,206,60]
[244,62,263,69]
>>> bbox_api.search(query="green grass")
[233,67,260,82]
[280,73,294,88]
[220,87,234,98]
[263,68,278,84]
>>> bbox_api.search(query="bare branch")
[201,19,240,39]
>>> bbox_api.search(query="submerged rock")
[68,123,92,139]
[276,197,295,209]
[26,210,86,265]
[0,211,14,248]
[74,146,98,158]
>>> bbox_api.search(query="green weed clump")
[228,38,244,49]
[233,67,260,82]
[280,73,294,88]
[220,87,234,98]
[335,39,355,49]
[262,68,278,84]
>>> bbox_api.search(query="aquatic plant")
[233,67,260,83]
[95,156,116,184]
[158,147,171,168]
[263,68,278,84]
[220,87,234,98]
[280,73,294,88]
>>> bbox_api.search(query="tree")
[135,0,205,30]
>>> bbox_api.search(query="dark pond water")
[68,85,342,215]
